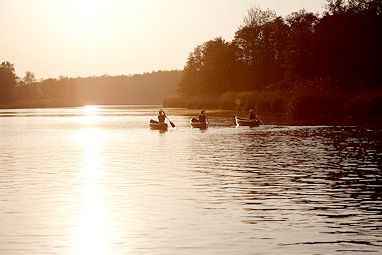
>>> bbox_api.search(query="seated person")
[198,110,207,122]
[248,109,257,120]
[158,110,166,123]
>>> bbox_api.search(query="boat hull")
[235,116,260,127]
[190,118,208,129]
[149,120,168,130]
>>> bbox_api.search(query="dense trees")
[0,62,17,102]
[179,0,382,95]
[179,38,236,95]
[0,68,181,107]
[315,0,382,86]
[2,0,381,116]
[234,8,286,89]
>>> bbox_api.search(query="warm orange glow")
[1,0,326,78]
[58,0,112,45]
[72,127,113,255]
[81,105,100,124]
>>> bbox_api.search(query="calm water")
[0,105,381,255]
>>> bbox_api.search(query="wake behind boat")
[149,119,168,130]
[235,116,261,127]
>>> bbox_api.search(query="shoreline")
[1,104,381,128]
[0,102,163,110]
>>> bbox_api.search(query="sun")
[75,0,108,21]
[84,105,99,114]
[81,105,100,124]
[72,0,108,29]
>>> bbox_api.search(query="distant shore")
[0,70,181,110]
[1,101,381,129]
[0,101,160,109]
[0,101,82,109]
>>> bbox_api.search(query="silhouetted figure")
[198,110,207,122]
[158,110,166,123]
[248,109,257,120]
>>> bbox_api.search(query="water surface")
[0,106,381,254]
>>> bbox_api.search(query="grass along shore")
[164,81,382,120]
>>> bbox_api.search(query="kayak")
[235,116,261,127]
[190,117,208,129]
[149,119,168,130]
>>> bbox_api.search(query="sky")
[0,0,327,79]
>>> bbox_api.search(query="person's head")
[249,109,253,113]
[159,111,163,115]
[201,110,205,114]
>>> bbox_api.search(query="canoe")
[149,119,168,130]
[235,116,261,127]
[190,118,208,129]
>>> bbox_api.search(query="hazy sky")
[0,0,327,79]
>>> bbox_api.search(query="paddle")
[257,116,264,125]
[161,109,175,128]
[167,117,175,128]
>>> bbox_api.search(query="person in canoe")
[248,109,257,120]
[158,109,166,123]
[157,109,176,127]
[198,110,207,123]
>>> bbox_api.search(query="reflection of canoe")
[235,116,260,127]
[190,118,208,129]
[149,119,168,130]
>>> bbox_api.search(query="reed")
[164,80,382,119]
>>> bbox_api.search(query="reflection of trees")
[186,127,381,233]
[324,127,382,201]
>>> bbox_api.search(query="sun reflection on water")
[80,105,100,124]
[72,127,115,255]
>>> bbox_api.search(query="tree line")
[0,62,181,108]
[171,0,382,118]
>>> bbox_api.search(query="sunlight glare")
[72,127,115,255]
[81,105,100,124]
[69,0,108,23]
[84,105,98,114]
[58,0,116,46]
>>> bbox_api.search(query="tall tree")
[179,38,236,95]
[285,10,318,80]
[0,61,17,102]
[233,8,279,90]
[315,0,382,86]
[23,71,37,85]
[17,71,39,101]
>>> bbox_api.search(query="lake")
[0,105,381,255]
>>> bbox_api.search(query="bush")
[292,95,345,119]
[163,80,382,120]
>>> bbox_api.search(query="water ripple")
[0,107,381,254]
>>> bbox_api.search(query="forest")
[164,0,382,119]
[0,64,181,108]
[1,0,381,119]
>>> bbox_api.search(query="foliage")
[0,68,182,108]
[179,1,382,97]
[179,38,236,95]
[0,62,17,102]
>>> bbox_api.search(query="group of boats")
[149,116,262,130]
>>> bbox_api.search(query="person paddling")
[158,109,175,127]
[158,109,166,123]
[198,110,207,123]
[248,109,257,120]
